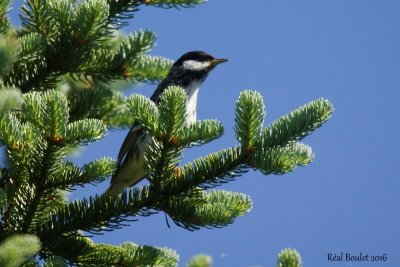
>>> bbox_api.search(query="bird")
[105,51,229,195]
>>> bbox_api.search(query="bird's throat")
[186,80,201,124]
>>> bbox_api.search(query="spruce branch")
[0,1,334,264]
[0,188,6,215]
[8,3,166,91]
[145,138,183,188]
[2,181,35,232]
[72,0,110,44]
[250,143,314,175]
[31,190,66,232]
[2,88,332,239]
[76,33,172,83]
[21,139,61,232]
[277,248,303,267]
[0,34,18,77]
[0,0,11,35]
[0,113,34,179]
[106,0,205,28]
[44,256,67,267]
[172,146,247,191]
[235,90,265,148]
[115,30,156,60]
[142,86,187,187]
[143,0,206,8]
[88,30,158,78]
[3,27,54,92]
[106,0,140,27]
[80,157,116,185]
[166,190,252,230]
[45,158,115,190]
[48,235,178,267]
[41,91,70,139]
[125,93,160,134]
[67,85,133,128]
[1,90,109,234]
[158,86,187,136]
[22,90,107,145]
[185,254,212,267]
[0,234,41,267]
[36,187,156,239]
[119,54,173,83]
[0,88,21,116]
[177,119,224,147]
[259,98,333,148]
[0,113,25,147]
[20,0,50,35]
[64,118,107,146]
[16,33,47,62]
[45,162,80,190]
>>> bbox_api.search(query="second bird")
[105,51,228,195]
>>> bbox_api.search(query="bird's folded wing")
[117,123,143,168]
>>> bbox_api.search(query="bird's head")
[169,51,228,86]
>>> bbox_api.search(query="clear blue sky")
[7,1,400,266]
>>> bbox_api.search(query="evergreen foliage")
[0,234,41,267]
[184,248,303,267]
[185,254,212,267]
[277,248,303,267]
[0,0,333,266]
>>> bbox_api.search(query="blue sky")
[7,1,400,266]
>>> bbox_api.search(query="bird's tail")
[103,180,125,196]
[103,170,145,197]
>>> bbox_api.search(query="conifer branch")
[0,88,22,117]
[235,90,265,148]
[143,0,206,8]
[171,146,247,191]
[166,190,252,230]
[36,187,156,239]
[6,4,167,91]
[67,85,133,128]
[0,0,11,35]
[186,254,212,267]
[47,235,178,267]
[250,143,314,175]
[277,248,303,267]
[106,0,205,28]
[125,93,160,133]
[0,1,334,264]
[259,98,333,148]
[0,234,41,267]
[46,157,115,190]
[21,140,59,232]
[44,256,67,267]
[177,119,224,147]
[20,0,50,36]
[0,35,18,78]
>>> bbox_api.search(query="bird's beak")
[210,58,229,66]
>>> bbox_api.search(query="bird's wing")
[150,77,171,103]
[117,122,143,168]
[116,78,169,169]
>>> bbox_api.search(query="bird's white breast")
[186,80,201,125]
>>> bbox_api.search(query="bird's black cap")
[174,51,229,67]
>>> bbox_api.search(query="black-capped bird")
[105,51,228,195]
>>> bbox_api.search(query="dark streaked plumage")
[105,51,228,195]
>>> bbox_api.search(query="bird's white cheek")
[183,60,210,71]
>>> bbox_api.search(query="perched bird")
[105,51,228,195]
